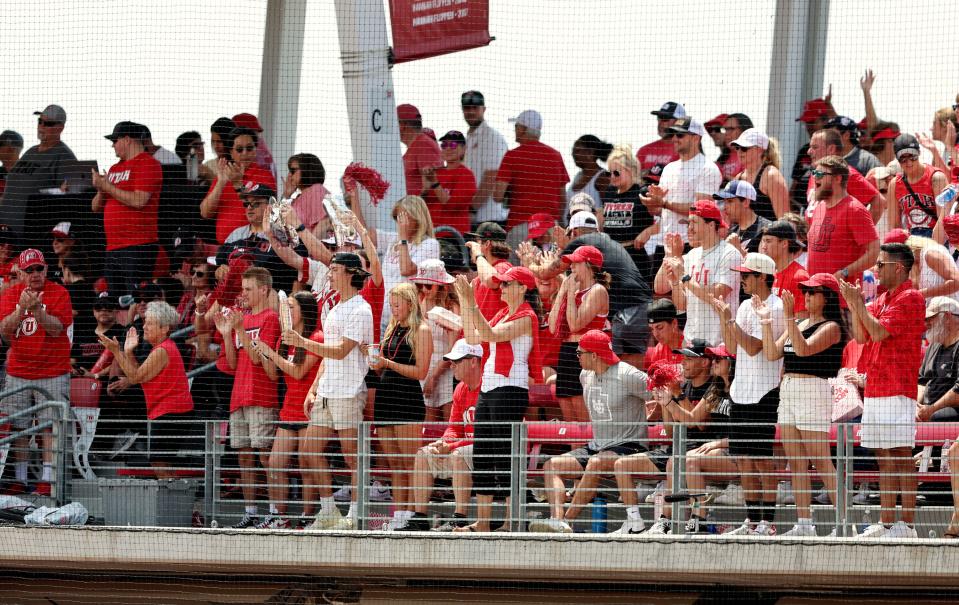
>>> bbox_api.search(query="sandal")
[452,523,478,533]
[944,524,959,539]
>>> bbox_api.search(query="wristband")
[400,240,409,246]
[294,224,306,233]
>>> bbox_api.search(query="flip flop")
[452,524,477,533]
[944,524,959,539]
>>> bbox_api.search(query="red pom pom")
[343,163,390,206]
[647,360,683,390]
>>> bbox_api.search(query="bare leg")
[782,426,812,519]
[566,453,618,521]
[268,428,297,515]
[238,448,257,505]
[337,427,359,502]
[295,428,316,515]
[301,426,333,497]
[686,450,739,517]
[543,455,583,520]
[891,446,916,525]
[613,454,659,508]
[393,423,424,512]
[802,428,837,512]
[450,450,473,516]
[947,442,959,532]
[874,449,898,525]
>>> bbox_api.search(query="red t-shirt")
[806,196,878,281]
[442,380,478,451]
[773,260,809,313]
[209,165,276,243]
[497,141,570,228]
[0,282,73,379]
[643,341,684,372]
[278,329,323,423]
[636,138,679,182]
[804,165,879,221]
[141,338,194,420]
[403,133,442,195]
[717,151,743,183]
[539,300,562,368]
[860,280,925,399]
[427,163,477,234]
[892,165,944,232]
[102,152,163,251]
[230,307,280,411]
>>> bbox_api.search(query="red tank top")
[894,164,943,232]
[142,339,194,420]
[278,329,323,423]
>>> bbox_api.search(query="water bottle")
[705,511,717,534]
[653,490,665,520]
[935,184,958,207]
[858,508,872,534]
[591,496,607,534]
[186,149,200,182]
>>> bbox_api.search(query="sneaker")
[776,482,795,506]
[433,515,468,532]
[231,513,259,529]
[332,485,351,502]
[714,483,745,506]
[612,519,646,534]
[852,484,878,505]
[858,523,888,538]
[370,480,393,502]
[634,482,658,503]
[405,514,431,531]
[528,517,573,533]
[723,520,756,536]
[813,487,832,505]
[882,521,918,539]
[31,482,51,497]
[645,518,671,535]
[383,517,409,532]
[645,481,666,504]
[754,521,777,536]
[306,507,345,531]
[254,516,291,530]
[331,516,354,530]
[684,515,709,534]
[782,523,817,537]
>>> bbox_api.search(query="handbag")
[829,368,864,423]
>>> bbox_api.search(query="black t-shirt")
[789,144,812,213]
[730,215,771,254]
[216,231,308,293]
[919,341,959,406]
[682,378,714,447]
[602,184,655,244]
[72,323,125,372]
[563,232,651,314]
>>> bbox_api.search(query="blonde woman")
[366,282,433,530]
[905,233,959,301]
[731,128,790,221]
[377,195,440,329]
[603,144,660,282]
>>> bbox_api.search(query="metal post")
[203,421,215,525]
[834,424,846,536]
[509,422,525,532]
[54,403,68,506]
[670,423,686,535]
[356,421,371,530]
[843,423,855,537]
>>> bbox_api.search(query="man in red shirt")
[398,103,442,196]
[804,128,882,223]
[840,242,925,539]
[806,156,879,283]
[217,266,280,528]
[637,102,684,183]
[494,110,569,244]
[760,220,809,319]
[92,122,163,298]
[0,249,73,496]
[643,298,684,371]
[421,130,477,234]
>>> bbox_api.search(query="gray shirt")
[580,362,650,450]
[0,141,76,233]
[845,146,881,177]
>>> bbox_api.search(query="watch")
[400,239,409,246]
[294,224,306,233]
[681,275,692,283]
[840,268,850,279]
[430,182,441,189]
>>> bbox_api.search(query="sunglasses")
[37,119,61,127]
[875,260,904,269]
[22,265,44,274]
[707,126,723,134]
[811,169,836,179]
[611,170,622,178]
[665,133,688,140]
[242,200,264,209]
[800,287,826,295]
[440,141,462,149]
[575,349,592,357]
[233,145,256,153]
[897,152,919,162]
[190,270,208,277]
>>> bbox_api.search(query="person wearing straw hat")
[411,258,459,423]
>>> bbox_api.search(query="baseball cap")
[871,127,900,142]
[826,116,859,133]
[568,192,597,210]
[667,117,706,138]
[439,130,466,145]
[410,258,455,285]
[883,228,910,245]
[444,338,484,361]
[18,249,45,269]
[712,179,757,202]
[730,128,769,150]
[492,266,537,290]
[681,199,727,228]
[578,330,620,365]
[239,181,277,199]
[527,213,555,240]
[133,282,164,302]
[647,298,679,324]
[762,220,800,245]
[562,245,603,267]
[651,102,687,119]
[894,133,921,159]
[705,344,735,359]
[0,130,24,149]
[93,293,120,310]
[51,222,72,239]
[331,252,370,276]
[796,98,833,123]
[509,110,543,132]
[732,252,776,276]
[673,338,710,358]
[926,296,959,319]
[461,90,485,107]
[466,222,507,242]
[105,121,149,142]
[568,211,598,230]
[798,273,842,298]
[397,104,421,122]
[34,104,66,123]
[704,114,729,129]
[232,113,263,132]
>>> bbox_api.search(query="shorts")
[229,406,278,449]
[861,395,916,450]
[727,389,780,457]
[611,304,649,355]
[778,374,833,433]
[148,410,201,463]
[421,443,474,480]
[567,441,646,469]
[277,422,308,432]
[0,373,70,430]
[310,393,365,432]
[555,341,584,398]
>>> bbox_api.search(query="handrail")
[170,324,196,341]
[187,361,217,379]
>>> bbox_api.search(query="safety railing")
[0,383,70,504]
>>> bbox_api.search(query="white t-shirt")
[465,121,509,223]
[683,241,741,346]
[730,293,785,404]
[316,294,374,399]
[652,153,722,246]
[379,230,440,328]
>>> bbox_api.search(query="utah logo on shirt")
[16,303,48,338]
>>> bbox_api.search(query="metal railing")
[0,384,69,505]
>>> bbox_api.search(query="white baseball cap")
[568,210,598,230]
[712,179,757,202]
[926,297,959,319]
[731,128,770,150]
[444,339,484,361]
[731,252,776,276]
[509,110,543,132]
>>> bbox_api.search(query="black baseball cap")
[826,115,859,133]
[762,220,804,251]
[466,222,507,242]
[133,282,164,302]
[673,338,710,358]
[105,121,149,142]
[648,299,679,324]
[331,252,370,276]
[439,130,467,145]
[461,90,485,107]
[93,294,119,310]
[894,133,921,157]
[239,182,277,199]
[651,101,686,119]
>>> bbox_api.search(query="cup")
[368,343,380,367]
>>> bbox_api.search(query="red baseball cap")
[799,272,846,307]
[682,199,728,228]
[943,214,959,240]
[562,245,603,267]
[883,228,910,244]
[492,266,536,290]
[871,127,900,142]
[578,329,620,365]
[18,248,45,269]
[704,113,729,129]
[705,344,735,359]
[232,113,263,132]
[857,117,868,131]
[397,104,421,121]
[527,213,555,240]
[796,98,833,123]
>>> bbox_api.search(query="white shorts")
[420,444,474,480]
[310,393,364,432]
[778,375,833,433]
[230,406,277,450]
[861,395,916,450]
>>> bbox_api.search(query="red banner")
[390,0,491,63]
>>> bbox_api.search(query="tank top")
[569,283,608,337]
[377,325,426,406]
[895,164,942,234]
[782,320,844,378]
[141,339,194,420]
[278,329,323,423]
[750,163,777,222]
[566,170,604,222]
[919,245,959,302]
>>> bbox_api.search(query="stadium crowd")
[1,71,959,538]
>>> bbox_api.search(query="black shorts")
[277,422,308,432]
[148,411,201,464]
[727,389,780,458]
[568,441,646,469]
[555,341,584,398]
[611,304,650,355]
